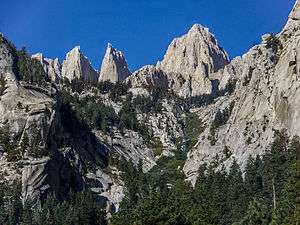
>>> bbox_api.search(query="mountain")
[127,24,229,97]
[184,1,300,184]
[99,43,131,83]
[62,46,99,82]
[0,1,300,224]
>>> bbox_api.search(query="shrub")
[209,102,235,146]
[97,80,114,94]
[0,73,7,96]
[109,81,129,101]
[75,96,118,132]
[16,47,47,86]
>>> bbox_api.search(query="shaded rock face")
[183,1,300,185]
[0,35,19,90]
[0,38,117,207]
[62,46,98,82]
[127,24,229,97]
[32,53,61,82]
[99,44,131,83]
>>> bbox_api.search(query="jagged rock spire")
[283,0,300,31]
[62,46,98,82]
[157,24,229,97]
[99,43,131,83]
[159,24,229,77]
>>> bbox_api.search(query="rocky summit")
[0,1,300,225]
[127,24,229,97]
[62,46,98,82]
[99,43,131,83]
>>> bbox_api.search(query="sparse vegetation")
[243,67,254,86]
[0,73,7,96]
[209,102,235,146]
[266,33,283,63]
[16,47,48,86]
[187,79,237,108]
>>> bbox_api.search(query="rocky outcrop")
[183,1,300,185]
[126,65,168,89]
[127,24,229,97]
[62,46,98,82]
[99,44,131,83]
[32,53,61,82]
[0,37,123,210]
[160,24,229,97]
[159,24,229,76]
[283,0,300,31]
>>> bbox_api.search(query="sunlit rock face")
[62,46,98,82]
[127,24,229,97]
[99,43,131,83]
[184,1,300,185]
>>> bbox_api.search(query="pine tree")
[244,156,263,199]
[20,202,33,225]
[237,199,269,225]
[225,160,248,224]
[275,162,300,225]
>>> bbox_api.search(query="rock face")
[62,46,98,82]
[0,37,122,209]
[99,44,131,83]
[126,65,168,89]
[283,0,300,31]
[128,24,229,97]
[183,1,300,185]
[32,53,61,82]
[1,0,300,213]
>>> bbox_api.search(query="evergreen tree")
[236,199,269,225]
[244,155,263,199]
[275,162,300,225]
[225,160,248,224]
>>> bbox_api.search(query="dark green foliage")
[0,182,23,225]
[178,112,204,153]
[26,124,44,158]
[74,96,118,132]
[223,145,233,159]
[132,94,162,113]
[0,125,20,161]
[62,77,86,94]
[97,80,114,94]
[118,94,139,131]
[209,102,235,146]
[236,199,269,225]
[265,33,283,63]
[111,130,300,225]
[16,47,47,86]
[0,123,45,161]
[275,162,300,225]
[108,81,129,101]
[0,73,7,96]
[0,185,107,225]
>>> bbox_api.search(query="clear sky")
[0,0,295,71]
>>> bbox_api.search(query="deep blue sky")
[0,0,295,71]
